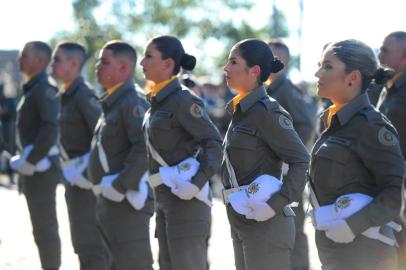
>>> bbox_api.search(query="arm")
[112,98,148,192]
[262,110,310,214]
[26,86,59,164]
[346,124,405,234]
[176,94,223,189]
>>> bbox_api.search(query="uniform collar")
[322,93,371,127]
[62,76,84,97]
[226,85,268,114]
[149,78,182,103]
[392,71,406,89]
[23,71,47,93]
[100,79,133,109]
[266,75,287,95]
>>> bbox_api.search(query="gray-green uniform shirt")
[310,93,405,235]
[88,79,149,193]
[145,78,222,189]
[222,85,310,213]
[60,76,101,158]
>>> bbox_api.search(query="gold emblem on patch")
[334,196,352,212]
[178,162,191,172]
[278,114,293,129]
[190,103,204,118]
[378,127,397,146]
[246,182,260,198]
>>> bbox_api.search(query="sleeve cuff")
[267,193,290,214]
[191,170,209,189]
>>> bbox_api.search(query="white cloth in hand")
[63,153,92,190]
[318,219,355,243]
[159,157,200,187]
[10,145,51,173]
[126,172,149,210]
[171,178,200,200]
[100,174,125,202]
[245,201,276,222]
[14,160,36,176]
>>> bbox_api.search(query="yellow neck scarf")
[386,72,403,89]
[150,76,177,97]
[327,103,347,127]
[231,92,249,111]
[107,82,123,96]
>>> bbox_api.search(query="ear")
[250,65,261,79]
[164,58,175,73]
[347,69,362,86]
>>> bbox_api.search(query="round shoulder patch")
[132,105,146,118]
[378,127,398,146]
[278,114,293,129]
[190,103,204,118]
[46,87,58,99]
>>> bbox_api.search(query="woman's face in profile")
[314,49,348,103]
[223,48,252,92]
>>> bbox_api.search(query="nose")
[140,58,145,67]
[314,67,322,79]
[223,62,229,73]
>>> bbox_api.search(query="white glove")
[63,154,93,190]
[318,219,355,243]
[245,201,276,222]
[10,145,51,173]
[171,178,200,200]
[12,159,36,176]
[100,174,125,202]
[159,157,200,187]
[126,172,149,210]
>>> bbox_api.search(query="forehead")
[383,36,400,49]
[99,48,114,58]
[53,48,67,57]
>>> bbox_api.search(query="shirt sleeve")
[175,93,223,189]
[113,98,149,192]
[26,85,60,164]
[261,109,310,213]
[346,123,405,234]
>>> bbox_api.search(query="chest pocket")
[149,110,173,130]
[101,118,119,137]
[149,110,177,151]
[313,136,352,190]
[227,125,258,171]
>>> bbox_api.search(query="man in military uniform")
[51,42,107,269]
[87,40,153,270]
[267,40,315,270]
[14,41,61,270]
[377,31,406,270]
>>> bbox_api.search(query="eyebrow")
[229,56,237,61]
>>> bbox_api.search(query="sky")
[1,0,405,82]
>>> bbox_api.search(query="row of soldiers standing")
[10,30,406,270]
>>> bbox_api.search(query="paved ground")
[0,181,321,270]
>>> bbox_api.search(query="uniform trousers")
[227,205,296,270]
[65,185,108,270]
[316,230,397,270]
[96,196,154,270]
[155,186,211,270]
[21,160,62,269]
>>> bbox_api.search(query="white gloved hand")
[171,178,200,200]
[318,219,355,243]
[13,159,36,176]
[245,201,276,222]
[159,157,200,188]
[63,158,93,190]
[100,174,125,202]
[126,172,149,210]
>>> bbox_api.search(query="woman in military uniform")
[222,39,310,270]
[140,35,222,270]
[310,39,405,269]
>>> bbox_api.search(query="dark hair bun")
[271,57,284,73]
[181,53,196,71]
[373,67,395,85]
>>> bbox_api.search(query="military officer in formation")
[10,31,406,270]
